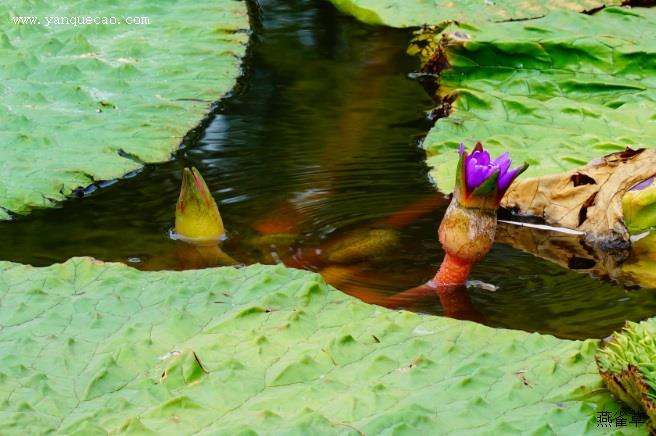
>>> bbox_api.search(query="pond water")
[2,0,656,339]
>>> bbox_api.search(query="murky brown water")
[2,0,655,339]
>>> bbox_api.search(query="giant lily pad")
[416,7,656,195]
[325,0,620,28]
[0,0,249,217]
[0,258,641,433]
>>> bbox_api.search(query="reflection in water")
[496,221,656,289]
[623,234,656,288]
[435,285,486,323]
[175,241,237,270]
[378,282,486,324]
[0,0,655,339]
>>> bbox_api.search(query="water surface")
[2,0,655,339]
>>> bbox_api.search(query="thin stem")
[432,253,472,287]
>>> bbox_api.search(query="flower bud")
[455,142,528,208]
[439,143,527,263]
[175,167,225,241]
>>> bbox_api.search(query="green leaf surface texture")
[0,0,248,217]
[420,7,656,193]
[0,258,642,434]
[325,0,620,27]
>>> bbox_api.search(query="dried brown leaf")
[501,149,656,246]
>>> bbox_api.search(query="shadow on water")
[1,0,655,339]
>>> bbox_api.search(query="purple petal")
[466,156,479,189]
[468,150,479,163]
[468,161,495,190]
[498,167,521,192]
[492,151,513,190]
[458,142,527,195]
[478,163,495,181]
[497,155,512,178]
[493,152,510,168]
[469,149,487,167]
[478,150,491,166]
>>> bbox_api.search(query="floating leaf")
[0,0,249,218]
[416,7,656,195]
[326,0,620,27]
[0,258,638,433]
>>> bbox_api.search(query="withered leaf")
[501,149,656,246]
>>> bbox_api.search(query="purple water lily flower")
[455,142,528,208]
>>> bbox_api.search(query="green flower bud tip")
[175,167,225,242]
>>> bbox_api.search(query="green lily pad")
[326,0,620,28]
[0,0,249,217]
[416,7,656,193]
[0,258,641,433]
